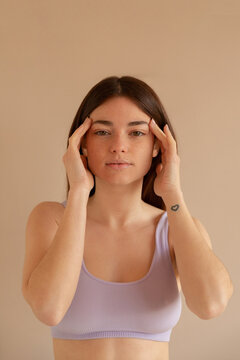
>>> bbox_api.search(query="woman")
[22,76,233,360]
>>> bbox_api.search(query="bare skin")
[50,97,182,359]
[51,200,181,360]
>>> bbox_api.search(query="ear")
[152,137,160,158]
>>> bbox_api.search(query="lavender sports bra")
[51,200,182,342]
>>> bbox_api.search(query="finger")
[69,117,92,145]
[149,119,168,148]
[150,120,177,155]
[163,124,177,152]
[75,117,92,134]
[76,117,92,133]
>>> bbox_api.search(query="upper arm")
[21,201,63,301]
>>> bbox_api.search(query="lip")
[106,162,131,165]
[106,163,132,169]
[106,160,132,164]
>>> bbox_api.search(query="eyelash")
[94,131,146,137]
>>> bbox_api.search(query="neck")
[87,177,146,229]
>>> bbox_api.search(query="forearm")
[27,188,89,325]
[163,191,233,319]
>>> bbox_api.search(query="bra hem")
[51,329,171,342]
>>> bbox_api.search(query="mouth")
[106,160,132,164]
[106,163,132,169]
[106,162,131,165]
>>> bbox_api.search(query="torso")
[51,200,181,360]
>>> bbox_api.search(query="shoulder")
[143,203,165,220]
[28,201,65,226]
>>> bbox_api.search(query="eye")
[131,131,145,137]
[94,130,109,136]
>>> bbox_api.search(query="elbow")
[197,284,234,320]
[197,303,225,320]
[33,301,64,326]
[32,297,64,326]
[21,285,63,326]
[33,305,63,327]
[40,315,62,327]
[187,301,225,320]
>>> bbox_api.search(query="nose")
[109,134,129,153]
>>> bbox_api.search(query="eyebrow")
[91,120,149,127]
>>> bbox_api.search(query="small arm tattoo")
[171,204,180,211]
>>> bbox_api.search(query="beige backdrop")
[1,0,239,359]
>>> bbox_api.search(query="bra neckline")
[82,211,167,286]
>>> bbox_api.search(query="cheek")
[140,139,156,167]
[140,137,155,155]
[85,133,95,151]
[87,143,102,160]
[84,136,102,167]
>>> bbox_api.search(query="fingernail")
[151,118,156,126]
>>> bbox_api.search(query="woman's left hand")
[149,119,182,200]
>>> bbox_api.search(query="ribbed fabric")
[51,200,182,342]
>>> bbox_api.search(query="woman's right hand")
[62,117,94,194]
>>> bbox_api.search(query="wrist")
[162,190,184,208]
[68,186,90,199]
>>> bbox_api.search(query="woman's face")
[83,96,158,185]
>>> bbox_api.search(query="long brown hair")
[65,75,179,211]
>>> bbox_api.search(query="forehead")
[91,120,149,128]
[90,97,150,125]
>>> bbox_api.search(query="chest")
[83,212,177,284]
[83,221,157,283]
